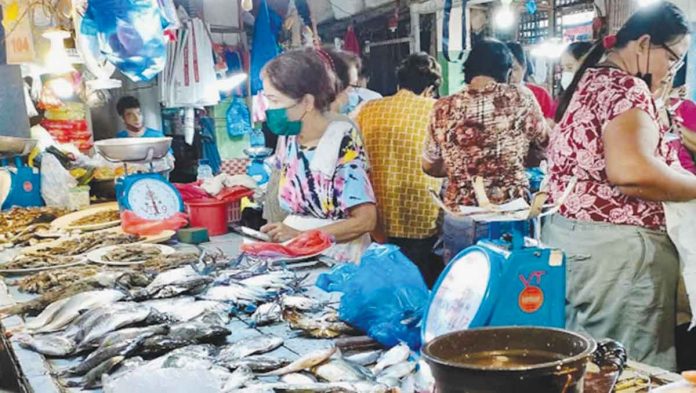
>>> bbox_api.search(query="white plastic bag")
[665,194,696,329]
[40,154,77,208]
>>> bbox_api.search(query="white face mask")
[561,71,575,90]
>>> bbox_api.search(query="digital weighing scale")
[94,138,184,220]
[0,137,44,210]
[243,146,272,186]
[422,179,575,344]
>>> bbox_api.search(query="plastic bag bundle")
[41,154,78,208]
[121,210,188,236]
[316,244,430,349]
[81,0,169,82]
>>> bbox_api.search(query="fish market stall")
[0,228,687,393]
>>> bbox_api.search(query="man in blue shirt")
[115,96,174,174]
[115,96,165,138]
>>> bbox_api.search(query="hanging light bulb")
[494,5,516,30]
[42,29,75,75]
[241,0,253,12]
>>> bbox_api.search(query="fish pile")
[103,245,163,263]
[8,265,102,294]
[0,207,69,247]
[70,209,121,227]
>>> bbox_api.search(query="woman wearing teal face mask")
[260,49,378,263]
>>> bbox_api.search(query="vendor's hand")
[260,223,300,243]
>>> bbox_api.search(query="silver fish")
[65,334,149,376]
[218,355,291,372]
[132,267,212,300]
[251,302,282,326]
[67,355,125,389]
[221,365,254,391]
[345,350,383,367]
[376,361,416,384]
[31,289,127,333]
[280,372,318,384]
[262,347,337,376]
[218,335,284,361]
[195,309,231,326]
[23,297,71,331]
[281,295,322,311]
[372,343,410,375]
[200,283,269,305]
[136,322,230,357]
[98,325,170,349]
[241,271,296,290]
[243,382,388,392]
[76,302,152,349]
[140,297,196,319]
[14,333,75,357]
[313,358,374,382]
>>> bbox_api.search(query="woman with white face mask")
[559,41,593,91]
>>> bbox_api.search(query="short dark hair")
[506,42,526,67]
[565,41,593,61]
[463,38,513,84]
[324,48,360,93]
[116,96,140,117]
[397,53,442,95]
[263,48,337,112]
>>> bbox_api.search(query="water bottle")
[197,159,213,181]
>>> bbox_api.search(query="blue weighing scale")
[95,138,184,221]
[422,189,568,344]
[0,137,44,210]
[244,147,272,186]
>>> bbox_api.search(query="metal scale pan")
[94,137,172,164]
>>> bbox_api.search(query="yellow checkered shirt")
[357,89,442,239]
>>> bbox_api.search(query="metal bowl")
[0,137,37,158]
[95,137,172,162]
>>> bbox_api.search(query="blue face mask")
[340,91,361,114]
[265,106,302,136]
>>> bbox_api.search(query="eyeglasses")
[661,44,685,72]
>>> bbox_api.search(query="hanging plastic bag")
[316,243,430,350]
[121,210,188,236]
[41,154,78,208]
[226,97,253,137]
[81,0,169,82]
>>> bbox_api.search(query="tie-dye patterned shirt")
[275,122,375,220]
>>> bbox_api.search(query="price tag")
[3,1,36,64]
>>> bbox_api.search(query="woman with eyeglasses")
[544,1,695,371]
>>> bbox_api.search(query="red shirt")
[547,67,675,231]
[525,83,554,119]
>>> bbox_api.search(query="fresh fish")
[136,322,230,357]
[195,309,231,326]
[218,355,291,372]
[140,297,196,319]
[31,289,127,333]
[376,361,416,384]
[262,347,337,376]
[132,267,212,300]
[240,270,296,290]
[14,333,75,357]
[372,343,410,375]
[65,334,149,376]
[280,372,318,384]
[199,283,269,305]
[281,295,322,311]
[221,365,254,391]
[283,309,355,339]
[345,350,383,367]
[75,302,153,349]
[23,297,71,330]
[217,335,284,361]
[98,325,170,348]
[66,356,125,389]
[240,382,388,392]
[0,271,136,318]
[251,302,282,326]
[313,358,375,382]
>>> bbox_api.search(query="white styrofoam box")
[331,0,365,19]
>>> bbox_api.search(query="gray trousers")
[542,214,679,371]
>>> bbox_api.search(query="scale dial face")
[424,250,491,343]
[127,178,181,220]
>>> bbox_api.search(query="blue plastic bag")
[226,97,253,137]
[82,0,168,82]
[316,244,429,350]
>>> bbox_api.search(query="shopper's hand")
[260,223,300,243]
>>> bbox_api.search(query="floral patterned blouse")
[423,83,547,209]
[274,123,375,220]
[547,67,675,231]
